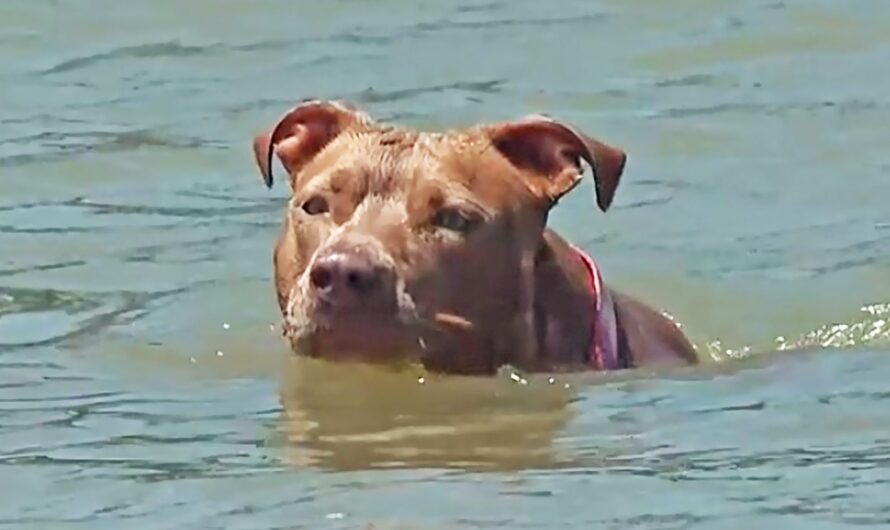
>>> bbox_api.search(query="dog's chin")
[284,308,421,363]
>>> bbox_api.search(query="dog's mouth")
[283,286,419,362]
[281,255,480,364]
[284,296,474,363]
[303,304,410,357]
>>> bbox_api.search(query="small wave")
[40,38,292,77]
[0,130,223,168]
[407,12,608,34]
[654,73,723,88]
[0,288,182,351]
[778,303,890,351]
[354,79,504,104]
[64,196,279,219]
[704,302,890,361]
[42,41,222,75]
[455,2,504,14]
[0,287,99,318]
[0,260,87,279]
[650,98,882,120]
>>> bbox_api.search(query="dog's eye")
[301,196,329,216]
[433,208,474,233]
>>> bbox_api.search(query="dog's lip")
[283,305,475,365]
[293,314,418,362]
[298,297,406,334]
[312,298,400,324]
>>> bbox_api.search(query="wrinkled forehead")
[294,127,534,211]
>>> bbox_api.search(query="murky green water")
[2,0,890,528]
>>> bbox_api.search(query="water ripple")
[354,79,505,104]
[0,130,225,168]
[779,303,890,350]
[407,12,609,34]
[0,260,87,278]
[0,288,183,351]
[42,41,227,75]
[651,98,883,120]
[64,196,280,219]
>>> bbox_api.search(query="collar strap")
[571,245,622,371]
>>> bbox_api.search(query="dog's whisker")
[433,312,474,331]
[404,309,475,333]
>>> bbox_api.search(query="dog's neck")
[529,229,617,370]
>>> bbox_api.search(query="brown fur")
[253,100,697,375]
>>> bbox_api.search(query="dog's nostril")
[310,265,333,290]
[310,253,388,300]
[346,269,377,293]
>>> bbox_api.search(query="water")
[2,0,890,528]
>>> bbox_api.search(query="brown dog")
[253,100,697,375]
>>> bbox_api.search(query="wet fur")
[255,101,698,374]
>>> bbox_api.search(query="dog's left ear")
[487,116,626,211]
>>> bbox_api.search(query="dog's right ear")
[252,100,371,190]
[487,116,626,212]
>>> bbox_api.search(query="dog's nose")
[309,251,392,307]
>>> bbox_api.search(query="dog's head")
[253,100,625,373]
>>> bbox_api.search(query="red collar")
[571,245,622,370]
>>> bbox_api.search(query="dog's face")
[253,101,625,373]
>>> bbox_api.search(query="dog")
[253,100,697,375]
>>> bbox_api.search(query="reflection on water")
[278,357,575,471]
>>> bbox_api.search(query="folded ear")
[486,116,627,211]
[252,100,371,190]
